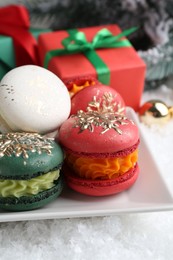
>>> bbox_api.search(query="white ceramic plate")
[0,107,173,223]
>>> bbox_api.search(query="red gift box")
[0,5,39,67]
[38,24,146,110]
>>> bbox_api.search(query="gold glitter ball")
[138,100,173,126]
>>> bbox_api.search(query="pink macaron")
[58,95,139,196]
[71,84,126,115]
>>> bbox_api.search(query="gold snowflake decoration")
[87,92,125,114]
[73,93,128,134]
[0,133,54,159]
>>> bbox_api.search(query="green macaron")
[0,132,64,211]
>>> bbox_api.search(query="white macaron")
[0,65,71,134]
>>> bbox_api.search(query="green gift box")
[0,28,51,81]
[0,35,15,80]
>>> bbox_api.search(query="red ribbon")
[0,5,38,66]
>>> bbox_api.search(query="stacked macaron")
[0,66,140,202]
[59,89,140,196]
[0,132,64,211]
[0,65,71,211]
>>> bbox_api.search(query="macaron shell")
[63,164,139,196]
[71,85,125,115]
[59,116,139,154]
[0,141,64,178]
[0,65,71,134]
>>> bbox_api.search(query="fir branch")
[138,29,173,81]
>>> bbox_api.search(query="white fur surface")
[0,85,173,260]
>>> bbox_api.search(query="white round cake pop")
[0,65,71,134]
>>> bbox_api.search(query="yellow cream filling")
[0,170,60,198]
[66,150,138,180]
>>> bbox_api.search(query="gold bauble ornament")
[138,100,173,126]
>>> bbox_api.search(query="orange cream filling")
[69,80,95,97]
[66,150,138,180]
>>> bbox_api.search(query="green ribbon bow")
[44,27,137,84]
